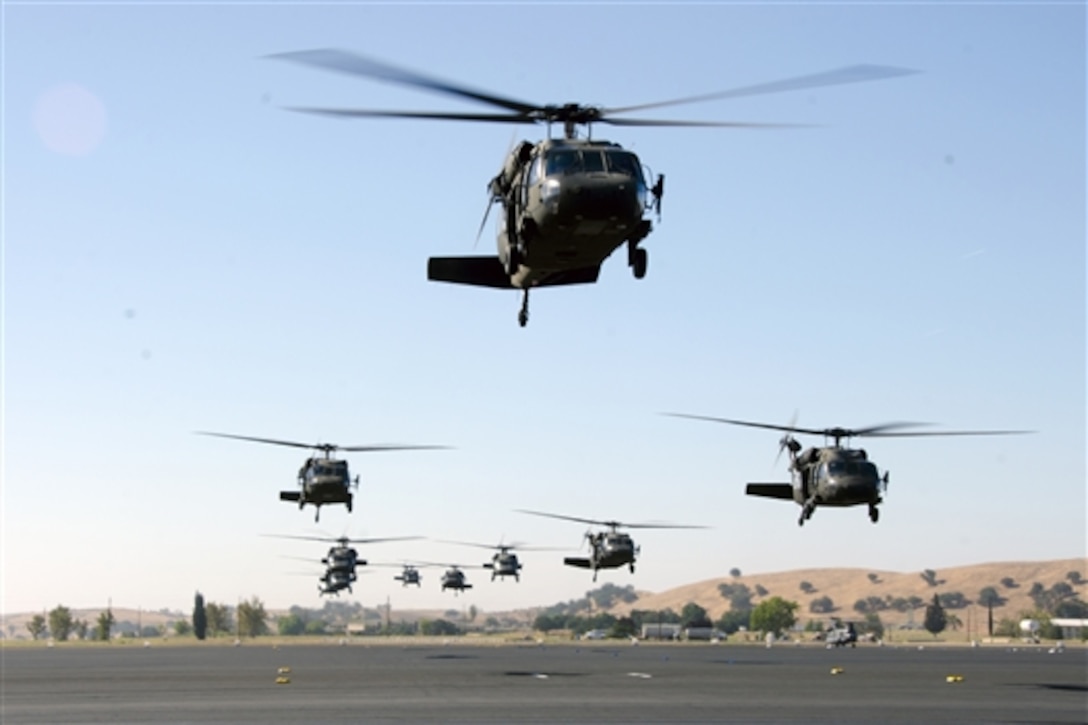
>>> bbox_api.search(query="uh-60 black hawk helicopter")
[269,49,915,326]
[665,414,1031,526]
[198,432,448,521]
[440,539,559,582]
[268,533,420,596]
[518,510,707,582]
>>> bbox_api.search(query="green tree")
[978,587,1007,608]
[95,607,115,641]
[173,620,192,637]
[278,613,306,636]
[921,569,941,587]
[26,614,47,640]
[73,619,89,640]
[923,594,946,637]
[718,582,753,611]
[799,581,816,594]
[1054,599,1088,618]
[680,602,711,628]
[715,609,750,634]
[609,616,638,639]
[867,573,881,584]
[729,568,742,578]
[750,596,799,636]
[938,592,970,609]
[754,584,769,597]
[860,612,884,639]
[48,605,74,642]
[192,592,207,641]
[205,602,232,637]
[1067,571,1084,586]
[237,597,269,638]
[809,596,835,614]
[1000,576,1018,589]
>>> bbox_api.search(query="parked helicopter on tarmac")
[517,510,708,582]
[197,432,449,521]
[269,48,915,326]
[664,414,1032,526]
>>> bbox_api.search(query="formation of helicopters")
[188,48,1031,614]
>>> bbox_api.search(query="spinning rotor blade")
[269,49,540,114]
[197,431,447,453]
[272,50,917,134]
[600,118,807,129]
[338,444,451,452]
[517,509,706,530]
[604,64,919,116]
[196,431,317,449]
[665,414,1032,441]
[284,108,536,124]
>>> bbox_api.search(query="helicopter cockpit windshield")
[312,462,347,478]
[826,460,879,480]
[544,149,644,181]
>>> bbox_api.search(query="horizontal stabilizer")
[745,483,795,501]
[535,266,601,288]
[428,256,512,288]
[279,491,302,502]
[563,557,593,569]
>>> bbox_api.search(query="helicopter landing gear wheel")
[798,501,815,527]
[631,246,648,280]
[518,289,530,327]
[868,505,880,524]
[629,563,635,574]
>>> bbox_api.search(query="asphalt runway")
[2,641,1085,723]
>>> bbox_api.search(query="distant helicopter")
[665,414,1031,526]
[412,562,478,594]
[440,540,557,582]
[270,48,915,327]
[197,432,449,521]
[268,533,420,595]
[518,510,707,582]
[369,562,423,587]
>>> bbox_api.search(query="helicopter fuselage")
[440,568,472,593]
[791,447,883,507]
[498,138,652,287]
[428,137,660,326]
[281,457,355,519]
[564,531,638,580]
[486,552,522,581]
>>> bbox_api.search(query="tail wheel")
[632,247,648,279]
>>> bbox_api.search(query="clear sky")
[3,1,1084,618]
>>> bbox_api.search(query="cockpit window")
[606,151,641,178]
[581,150,605,173]
[828,460,878,478]
[546,150,579,176]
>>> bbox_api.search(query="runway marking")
[627,672,653,679]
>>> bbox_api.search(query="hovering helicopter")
[197,432,449,521]
[665,414,1031,526]
[268,533,420,595]
[440,540,557,582]
[269,49,916,326]
[369,562,423,587]
[518,510,707,582]
[412,562,478,594]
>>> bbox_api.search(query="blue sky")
[3,2,1084,617]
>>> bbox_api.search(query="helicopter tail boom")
[563,557,593,569]
[745,483,795,501]
[428,256,512,288]
[279,491,302,502]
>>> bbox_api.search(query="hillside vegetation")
[608,558,1087,630]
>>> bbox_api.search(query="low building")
[641,623,681,640]
[1051,618,1088,640]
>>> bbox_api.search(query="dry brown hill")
[608,558,1087,632]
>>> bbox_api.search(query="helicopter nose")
[562,179,640,220]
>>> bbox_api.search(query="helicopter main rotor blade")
[338,444,451,452]
[858,429,1035,438]
[516,509,605,527]
[263,534,423,545]
[284,107,537,124]
[604,64,918,117]
[661,413,835,437]
[601,118,809,129]
[195,431,316,449]
[269,48,541,115]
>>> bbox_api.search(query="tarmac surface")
[2,640,1086,723]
